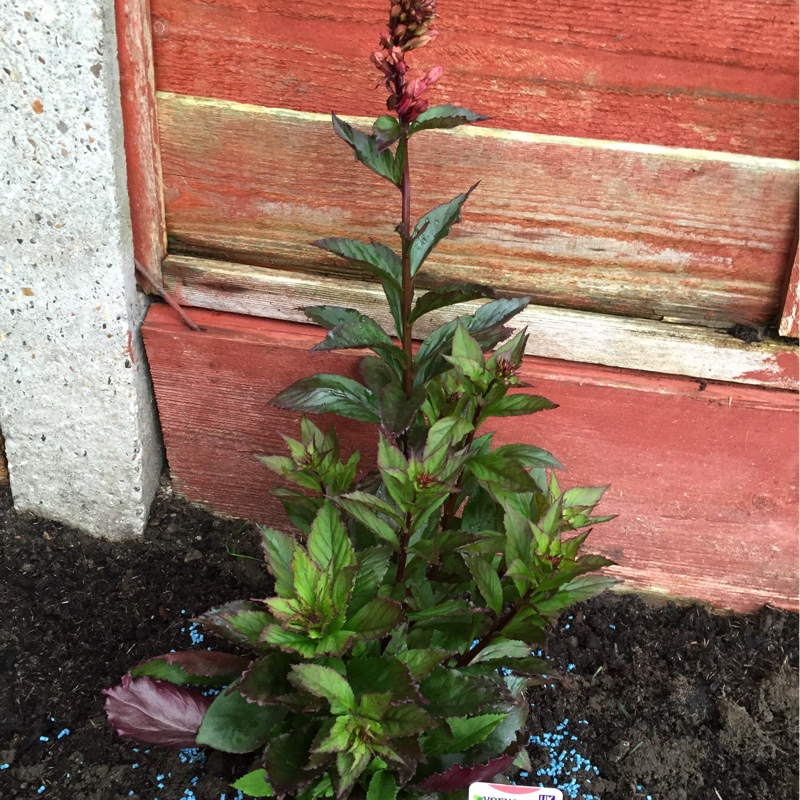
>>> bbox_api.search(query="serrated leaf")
[311,316,396,356]
[336,493,400,549]
[379,382,427,436]
[259,526,296,597]
[382,702,437,738]
[464,555,503,615]
[554,574,618,604]
[260,625,317,657]
[471,296,530,331]
[426,713,507,755]
[304,305,365,330]
[103,676,211,748]
[130,652,250,687]
[423,415,474,462]
[197,684,286,753]
[264,723,325,796]
[466,452,539,493]
[346,596,403,639]
[418,668,503,718]
[482,394,558,418]
[231,769,275,797]
[238,652,295,706]
[417,753,515,793]
[493,444,564,471]
[410,104,489,133]
[307,502,355,573]
[469,639,531,664]
[409,283,496,324]
[360,355,399,393]
[367,771,398,800]
[332,113,399,185]
[461,486,501,534]
[452,320,484,363]
[348,546,393,615]
[273,374,379,423]
[563,484,610,509]
[195,602,275,649]
[290,664,356,712]
[395,649,451,680]
[346,657,421,703]
[410,184,478,276]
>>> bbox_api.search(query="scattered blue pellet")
[132,763,139,769]
[609,624,616,630]
[0,764,9,770]
[39,736,49,742]
[38,786,45,794]
[157,774,165,780]
[57,728,70,739]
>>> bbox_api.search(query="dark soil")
[0,483,796,800]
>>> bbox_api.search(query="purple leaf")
[417,753,515,792]
[161,651,251,678]
[103,675,211,748]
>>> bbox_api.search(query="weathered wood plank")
[142,303,799,613]
[115,0,167,286]
[779,247,799,338]
[150,0,799,159]
[157,94,799,329]
[163,254,799,390]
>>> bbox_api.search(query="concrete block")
[0,0,164,537]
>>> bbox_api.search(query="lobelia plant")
[104,2,618,798]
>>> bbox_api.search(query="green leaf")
[346,657,421,703]
[382,703,437,738]
[410,104,489,133]
[238,652,295,706]
[452,320,484,363]
[379,382,427,436]
[332,114,399,185]
[348,546,393,615]
[259,526,296,597]
[130,651,250,688]
[409,283,496,324]
[231,769,275,797]
[197,684,287,753]
[469,639,531,664]
[418,667,501,717]
[367,771,398,800]
[423,415,473,462]
[311,316,397,356]
[466,452,539,493]
[195,602,274,649]
[553,574,618,604]
[482,394,558,418]
[563,485,610,509]
[410,184,478,276]
[428,713,507,754]
[461,486,501,534]
[346,596,403,639]
[493,444,564,471]
[470,296,530,331]
[307,502,355,573]
[272,374,380,424]
[260,625,318,657]
[395,649,451,680]
[290,664,356,713]
[373,115,403,151]
[360,355,399,394]
[304,306,365,330]
[264,723,325,796]
[464,555,503,615]
[336,493,400,549]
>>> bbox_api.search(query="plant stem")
[455,590,531,667]
[400,133,414,399]
[394,511,413,587]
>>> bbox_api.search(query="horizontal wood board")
[158,93,799,329]
[150,0,799,159]
[163,254,799,390]
[142,303,799,613]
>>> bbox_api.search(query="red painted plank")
[142,303,799,612]
[150,0,798,158]
[116,0,167,285]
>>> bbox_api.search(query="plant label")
[469,782,564,800]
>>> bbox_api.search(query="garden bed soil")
[0,482,797,800]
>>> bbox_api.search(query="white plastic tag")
[468,783,564,800]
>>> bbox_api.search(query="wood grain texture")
[115,0,167,285]
[149,0,799,159]
[157,94,799,329]
[779,248,799,338]
[142,304,799,613]
[163,254,799,390]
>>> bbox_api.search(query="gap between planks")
[162,254,799,391]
